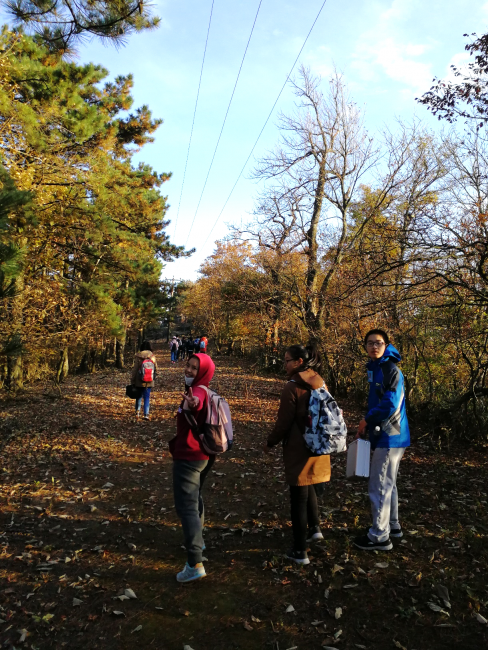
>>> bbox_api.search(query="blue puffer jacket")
[365,344,410,450]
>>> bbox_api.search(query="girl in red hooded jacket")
[169,352,216,583]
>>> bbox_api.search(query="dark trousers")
[173,456,215,566]
[289,484,320,552]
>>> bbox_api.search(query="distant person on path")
[184,337,193,358]
[170,336,179,364]
[181,337,189,361]
[176,337,183,361]
[199,335,208,354]
[264,344,330,565]
[169,353,216,583]
[193,336,200,355]
[131,341,157,420]
[354,329,410,551]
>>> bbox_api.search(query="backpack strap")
[183,408,199,431]
[182,385,209,432]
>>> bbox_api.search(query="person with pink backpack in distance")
[169,352,232,583]
[131,341,157,420]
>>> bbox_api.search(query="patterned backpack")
[303,384,347,455]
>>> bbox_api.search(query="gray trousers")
[173,457,215,566]
[368,447,405,543]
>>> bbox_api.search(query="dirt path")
[0,344,487,650]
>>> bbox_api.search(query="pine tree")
[0,29,190,385]
[2,0,159,54]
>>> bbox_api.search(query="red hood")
[191,353,215,388]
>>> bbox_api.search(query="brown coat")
[131,350,158,388]
[267,373,331,486]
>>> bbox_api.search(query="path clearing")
[0,344,487,649]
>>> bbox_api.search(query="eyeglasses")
[283,358,295,364]
[366,341,385,348]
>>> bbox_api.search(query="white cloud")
[348,0,434,96]
[444,50,470,81]
[305,45,333,78]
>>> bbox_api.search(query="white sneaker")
[306,526,324,542]
[176,562,206,583]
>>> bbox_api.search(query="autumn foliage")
[183,68,488,442]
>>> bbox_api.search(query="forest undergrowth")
[0,344,487,650]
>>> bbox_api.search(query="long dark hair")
[286,344,322,373]
[140,340,153,352]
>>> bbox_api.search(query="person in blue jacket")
[354,328,410,551]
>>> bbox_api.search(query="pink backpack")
[184,386,233,454]
[139,358,155,383]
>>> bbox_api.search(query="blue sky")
[28,1,488,278]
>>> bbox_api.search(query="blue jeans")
[171,350,177,362]
[135,387,151,416]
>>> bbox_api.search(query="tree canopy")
[2,0,159,54]
[418,32,488,127]
[0,28,187,387]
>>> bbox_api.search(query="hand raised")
[355,418,367,440]
[181,386,200,410]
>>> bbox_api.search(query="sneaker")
[353,534,393,551]
[390,526,403,538]
[306,526,324,543]
[176,562,206,583]
[143,415,149,421]
[285,549,310,565]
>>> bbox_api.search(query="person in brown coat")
[264,344,330,565]
[131,341,157,420]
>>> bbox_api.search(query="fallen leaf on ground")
[393,641,407,650]
[428,602,449,616]
[434,583,451,607]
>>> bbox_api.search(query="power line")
[201,0,328,249]
[172,0,215,240]
[184,0,263,247]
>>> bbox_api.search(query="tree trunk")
[116,329,126,369]
[56,347,69,383]
[7,354,23,390]
[137,328,145,349]
[88,348,96,373]
[78,350,89,373]
[7,271,24,391]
